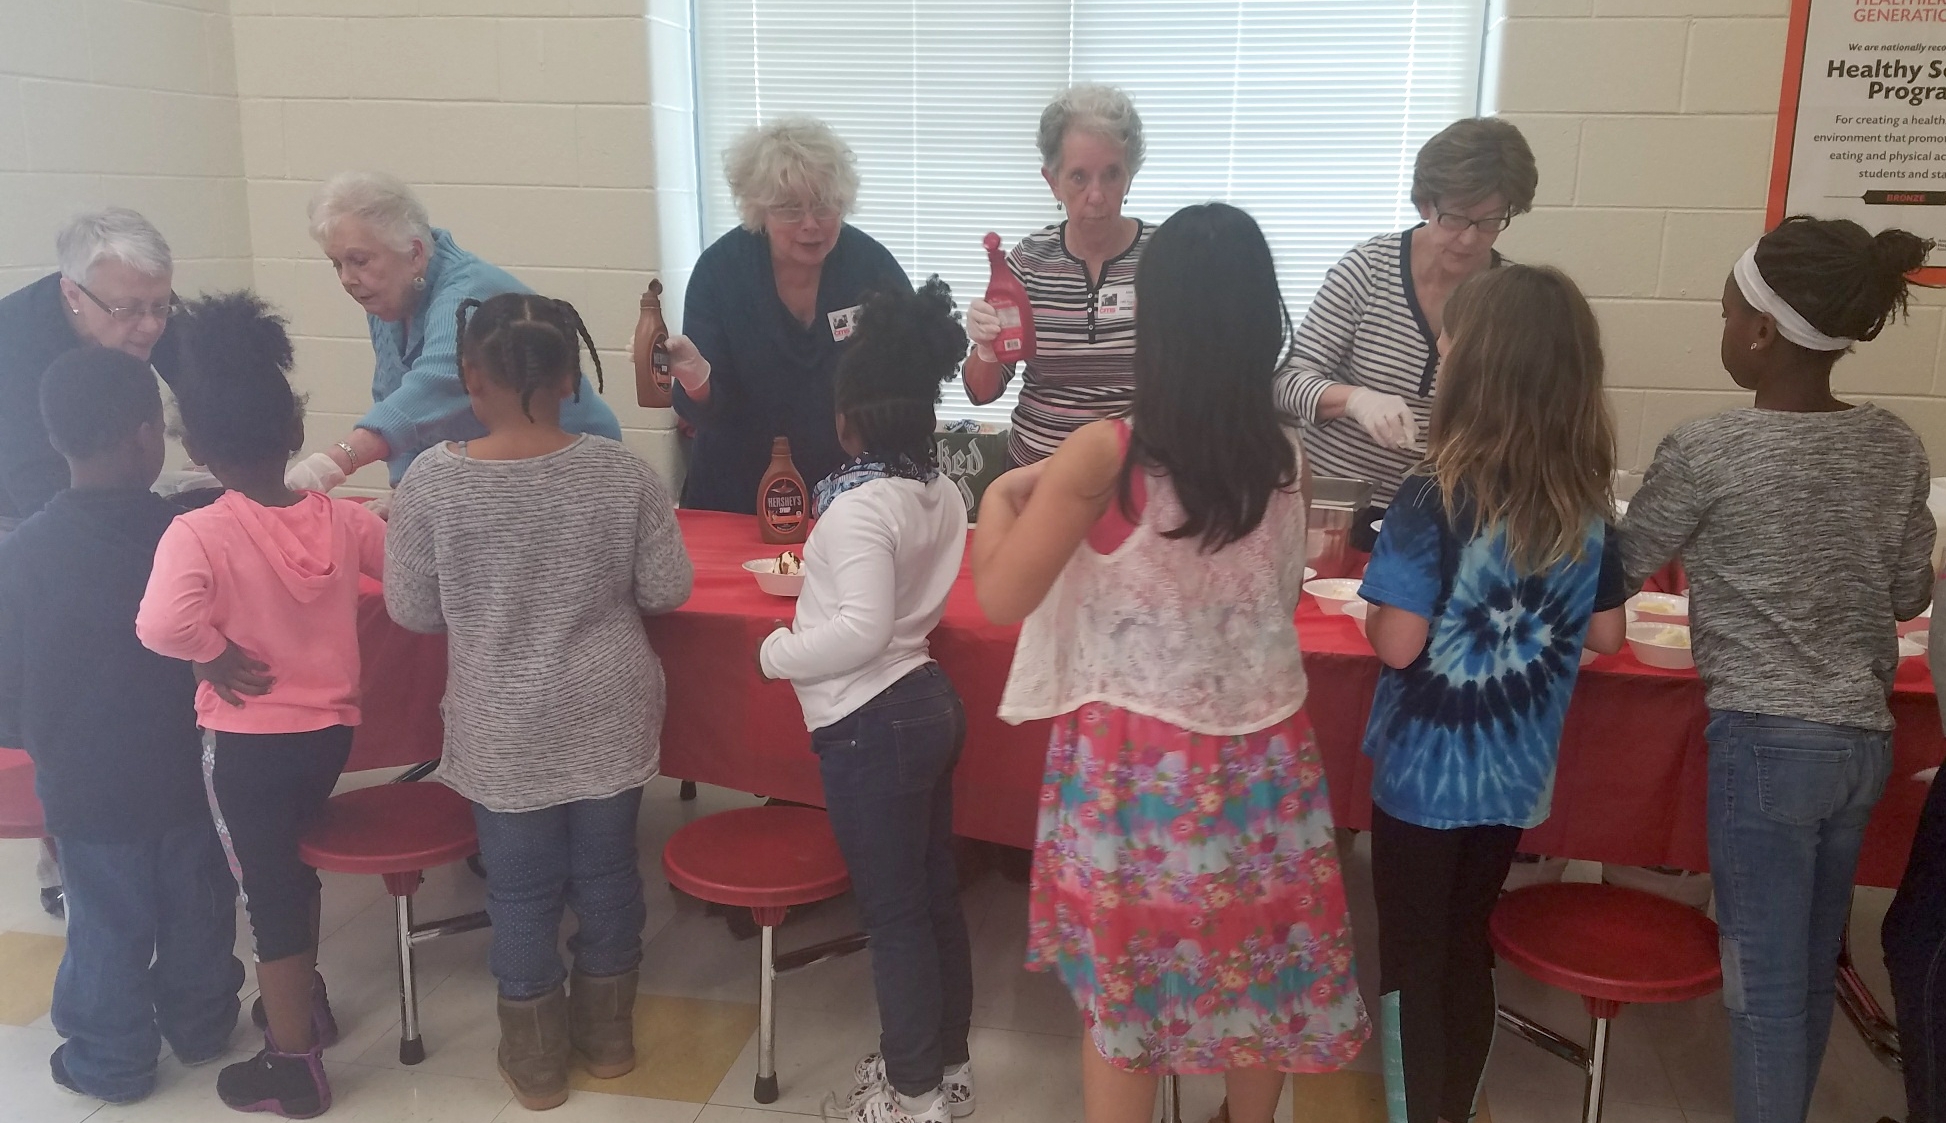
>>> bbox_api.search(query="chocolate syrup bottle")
[758,437,809,544]
[632,277,674,409]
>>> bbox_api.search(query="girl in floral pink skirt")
[972,202,1368,1123]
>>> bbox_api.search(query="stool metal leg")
[396,893,425,1065]
[1581,1015,1611,1123]
[1159,1074,1182,1122]
[755,923,779,1103]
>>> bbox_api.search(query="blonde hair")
[724,117,860,233]
[308,171,433,252]
[1426,264,1614,573]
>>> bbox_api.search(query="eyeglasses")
[1434,209,1513,235]
[73,281,182,324]
[768,203,841,226]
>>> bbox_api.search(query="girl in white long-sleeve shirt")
[759,278,974,1123]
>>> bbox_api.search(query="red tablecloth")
[353,510,1946,888]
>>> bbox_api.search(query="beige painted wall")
[225,0,676,490]
[1494,0,1946,470]
[0,0,251,298]
[2,0,1941,484]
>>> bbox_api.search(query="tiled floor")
[0,771,1911,1123]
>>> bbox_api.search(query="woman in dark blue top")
[670,118,910,513]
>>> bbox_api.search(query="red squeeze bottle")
[982,232,1036,363]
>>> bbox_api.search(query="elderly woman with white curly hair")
[290,171,621,493]
[964,84,1153,467]
[666,117,910,513]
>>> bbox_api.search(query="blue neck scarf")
[813,453,937,517]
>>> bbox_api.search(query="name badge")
[828,305,862,342]
[1097,284,1136,321]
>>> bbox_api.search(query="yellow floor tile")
[569,991,758,1103]
[1285,1071,1392,1123]
[0,930,64,1026]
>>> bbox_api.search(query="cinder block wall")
[1493,0,1946,469]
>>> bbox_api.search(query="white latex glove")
[1343,387,1418,451]
[664,334,711,393]
[286,451,348,494]
[965,299,1002,363]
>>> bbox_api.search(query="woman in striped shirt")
[965,85,1153,467]
[1273,117,1537,512]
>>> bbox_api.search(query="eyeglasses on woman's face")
[73,281,181,324]
[767,202,841,226]
[1433,209,1513,235]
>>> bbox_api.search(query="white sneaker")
[850,1054,975,1118]
[848,1079,952,1123]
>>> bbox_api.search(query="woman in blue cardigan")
[289,171,621,492]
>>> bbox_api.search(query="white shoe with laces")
[847,1079,951,1123]
[849,1054,975,1118]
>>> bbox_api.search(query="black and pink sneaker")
[216,1040,330,1119]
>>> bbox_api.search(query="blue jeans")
[1707,709,1893,1123]
[812,664,973,1098]
[471,787,647,1000]
[51,821,244,1102]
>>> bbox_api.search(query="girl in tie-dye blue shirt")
[1357,473,1627,830]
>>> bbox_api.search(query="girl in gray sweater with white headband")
[384,292,692,1113]
[1622,215,1935,1123]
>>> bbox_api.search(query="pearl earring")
[412,274,427,292]
[1750,342,1759,350]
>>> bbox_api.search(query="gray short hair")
[1412,118,1539,214]
[724,117,860,233]
[55,208,172,285]
[1038,84,1145,175]
[308,171,434,252]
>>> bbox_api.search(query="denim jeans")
[1707,709,1894,1123]
[1885,767,1946,1123]
[812,664,973,1098]
[471,786,647,1000]
[51,820,244,1102]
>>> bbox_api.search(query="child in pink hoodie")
[136,293,384,1120]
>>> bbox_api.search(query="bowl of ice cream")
[743,551,805,597]
[1901,631,1927,663]
[1304,578,1364,615]
[1627,592,1689,625]
[1627,622,1694,670]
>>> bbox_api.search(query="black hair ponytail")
[456,293,606,421]
[832,276,965,465]
[1756,215,1935,344]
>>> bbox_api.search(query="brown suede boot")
[568,968,638,1078]
[497,988,571,1110]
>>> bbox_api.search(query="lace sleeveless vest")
[998,437,1311,735]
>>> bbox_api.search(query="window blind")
[693,0,1486,427]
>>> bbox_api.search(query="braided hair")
[454,293,605,421]
[173,291,304,465]
[833,276,965,466]
[1756,215,1934,345]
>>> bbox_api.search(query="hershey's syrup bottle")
[758,437,809,544]
[632,278,674,409]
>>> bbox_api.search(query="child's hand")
[196,642,275,707]
[757,620,790,681]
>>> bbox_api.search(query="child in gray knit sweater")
[384,293,691,1112]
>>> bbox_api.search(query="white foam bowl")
[1304,578,1364,615]
[1901,631,1927,663]
[1627,622,1694,670]
[742,558,805,598]
[1628,592,1689,625]
[1304,566,1317,584]
[1580,648,1600,666]
[1342,599,1371,638]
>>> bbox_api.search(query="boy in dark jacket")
[0,345,242,1104]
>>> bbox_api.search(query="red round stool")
[1491,882,1722,1123]
[662,805,862,1103]
[0,749,46,840]
[299,780,488,1064]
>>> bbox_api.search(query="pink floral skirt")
[1026,703,1369,1074]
